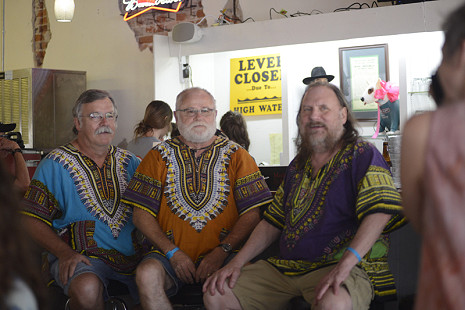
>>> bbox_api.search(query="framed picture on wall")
[339,44,389,120]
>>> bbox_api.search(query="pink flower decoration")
[374,80,399,102]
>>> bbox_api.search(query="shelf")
[408,91,429,95]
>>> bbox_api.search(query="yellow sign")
[230,54,281,116]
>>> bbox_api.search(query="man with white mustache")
[22,89,143,310]
[122,87,272,310]
[203,82,405,310]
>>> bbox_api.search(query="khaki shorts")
[232,260,374,310]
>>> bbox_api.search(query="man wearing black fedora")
[303,66,334,85]
[0,122,30,193]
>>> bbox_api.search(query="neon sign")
[122,0,183,21]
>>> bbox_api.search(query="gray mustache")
[307,122,326,128]
[95,126,114,135]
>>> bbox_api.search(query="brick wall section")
[32,0,51,67]
[123,0,206,52]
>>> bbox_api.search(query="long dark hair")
[0,161,46,309]
[220,111,251,151]
[294,82,359,169]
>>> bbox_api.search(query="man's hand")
[202,261,242,296]
[170,249,196,284]
[314,262,352,304]
[57,250,92,285]
[0,137,19,158]
[195,247,227,283]
[0,137,19,150]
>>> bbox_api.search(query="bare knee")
[136,258,171,291]
[313,289,352,310]
[68,273,104,310]
[315,299,351,310]
[203,290,220,310]
[136,259,174,309]
[203,286,242,310]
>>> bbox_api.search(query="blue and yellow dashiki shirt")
[22,143,142,273]
[264,140,405,301]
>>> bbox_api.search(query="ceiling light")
[54,0,75,22]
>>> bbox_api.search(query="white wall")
[154,32,445,165]
[202,0,392,25]
[1,0,154,148]
[154,0,457,165]
[2,0,375,153]
[0,0,456,155]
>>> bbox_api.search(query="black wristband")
[11,148,22,154]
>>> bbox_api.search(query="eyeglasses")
[176,108,215,117]
[79,112,118,122]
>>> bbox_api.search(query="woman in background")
[220,111,250,151]
[127,100,173,159]
[170,122,180,139]
[401,3,465,309]
[0,161,45,310]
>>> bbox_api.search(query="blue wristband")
[346,247,362,262]
[166,247,179,260]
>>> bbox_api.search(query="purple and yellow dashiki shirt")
[22,143,142,274]
[122,135,273,262]
[264,140,405,301]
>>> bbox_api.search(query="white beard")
[178,120,216,143]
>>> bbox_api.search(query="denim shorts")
[142,251,236,297]
[48,254,140,303]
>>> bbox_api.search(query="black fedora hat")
[0,122,16,133]
[303,66,334,85]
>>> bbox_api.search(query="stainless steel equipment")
[0,68,86,151]
[387,133,402,189]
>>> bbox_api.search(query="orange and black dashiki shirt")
[122,136,273,262]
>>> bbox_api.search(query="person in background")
[0,122,30,193]
[170,122,180,139]
[203,82,404,310]
[127,100,173,159]
[302,66,334,85]
[220,111,250,151]
[122,87,272,310]
[0,160,45,310]
[22,89,142,310]
[401,3,465,309]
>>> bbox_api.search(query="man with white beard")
[22,89,142,310]
[122,87,272,310]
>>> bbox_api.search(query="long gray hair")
[294,82,359,169]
